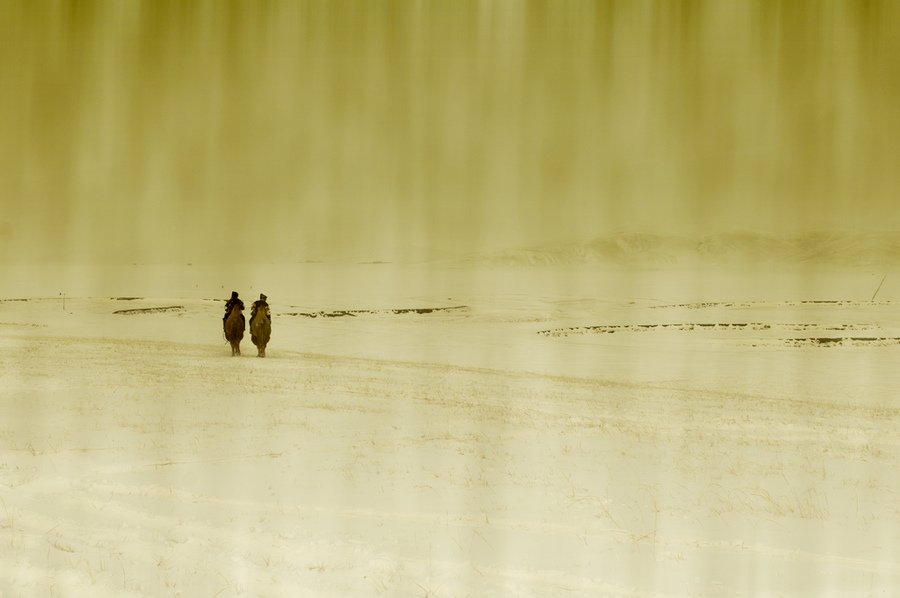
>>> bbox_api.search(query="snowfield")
[2,262,900,597]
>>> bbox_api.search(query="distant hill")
[459,231,900,268]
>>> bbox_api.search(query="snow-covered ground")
[2,262,900,596]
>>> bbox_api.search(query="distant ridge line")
[462,231,900,267]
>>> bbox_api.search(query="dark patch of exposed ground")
[281,306,468,318]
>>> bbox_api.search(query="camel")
[250,304,271,357]
[224,301,244,356]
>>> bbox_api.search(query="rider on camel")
[224,291,245,329]
[250,293,269,328]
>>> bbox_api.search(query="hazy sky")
[1,1,900,264]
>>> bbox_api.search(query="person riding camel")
[224,291,245,329]
[250,293,269,327]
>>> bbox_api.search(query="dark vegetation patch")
[778,337,900,348]
[538,323,876,337]
[282,306,468,318]
[113,306,185,315]
[652,300,894,309]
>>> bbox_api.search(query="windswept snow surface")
[2,263,900,596]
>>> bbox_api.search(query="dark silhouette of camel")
[250,303,271,357]
[224,301,244,356]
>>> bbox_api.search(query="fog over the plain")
[1,1,900,265]
[5,5,900,596]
